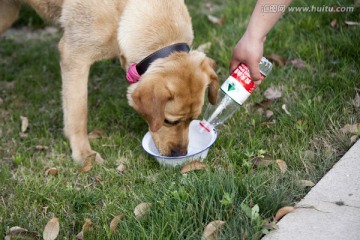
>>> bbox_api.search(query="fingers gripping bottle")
[200,57,272,132]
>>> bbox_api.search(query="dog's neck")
[126,43,190,83]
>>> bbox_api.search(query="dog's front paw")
[93,151,105,164]
[72,150,105,166]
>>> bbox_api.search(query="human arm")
[229,0,292,85]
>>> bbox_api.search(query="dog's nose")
[170,147,187,157]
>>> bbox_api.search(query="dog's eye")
[164,119,181,126]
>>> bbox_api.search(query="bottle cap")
[259,57,273,76]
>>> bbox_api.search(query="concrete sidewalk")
[262,140,360,240]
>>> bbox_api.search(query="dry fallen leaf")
[201,220,226,240]
[274,206,296,221]
[260,121,276,127]
[207,15,225,25]
[134,202,152,219]
[254,99,273,109]
[45,167,58,176]
[330,19,337,28]
[352,92,360,108]
[94,175,103,185]
[76,218,93,240]
[88,129,105,139]
[281,104,291,116]
[20,116,29,133]
[263,220,279,230]
[79,154,96,173]
[266,54,286,67]
[180,161,207,174]
[350,135,359,143]
[117,163,126,174]
[264,87,282,100]
[0,81,15,90]
[345,21,360,26]
[196,42,212,53]
[265,110,274,119]
[276,159,288,174]
[298,180,315,187]
[340,123,360,134]
[43,217,60,240]
[288,58,306,69]
[34,145,49,150]
[5,226,39,239]
[253,159,274,167]
[110,214,125,233]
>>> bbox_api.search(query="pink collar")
[126,64,141,83]
[125,43,190,84]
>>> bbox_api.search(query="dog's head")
[127,50,219,157]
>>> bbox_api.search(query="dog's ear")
[201,57,219,105]
[131,82,172,132]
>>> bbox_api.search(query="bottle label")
[220,63,264,105]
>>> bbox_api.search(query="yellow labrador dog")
[0,0,219,163]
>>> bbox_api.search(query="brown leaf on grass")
[265,54,286,67]
[94,175,103,185]
[207,15,225,25]
[117,163,126,174]
[330,19,337,28]
[88,129,105,139]
[352,92,360,107]
[265,110,274,119]
[252,154,273,167]
[180,161,207,174]
[253,159,274,167]
[43,217,60,240]
[34,145,49,150]
[76,218,93,240]
[75,231,84,240]
[340,123,360,134]
[254,99,273,109]
[345,21,360,26]
[20,116,29,133]
[196,42,212,53]
[110,214,125,233]
[45,167,58,176]
[288,58,307,69]
[263,220,279,230]
[79,154,96,173]
[0,81,15,90]
[298,180,315,187]
[264,87,282,100]
[274,206,296,221]
[5,226,39,239]
[260,120,276,127]
[201,220,226,240]
[276,160,288,174]
[134,202,152,219]
[350,135,359,143]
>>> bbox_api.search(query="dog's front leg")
[59,38,104,165]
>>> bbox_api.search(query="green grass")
[1,0,359,239]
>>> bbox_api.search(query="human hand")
[229,31,266,86]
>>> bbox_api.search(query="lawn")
[0,0,359,239]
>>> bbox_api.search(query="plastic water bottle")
[199,57,272,132]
